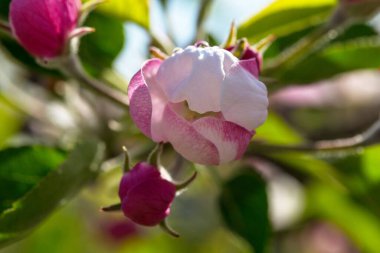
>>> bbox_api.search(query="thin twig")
[262,5,350,79]
[250,116,380,154]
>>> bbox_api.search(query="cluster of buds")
[128,24,270,166]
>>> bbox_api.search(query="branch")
[250,116,380,154]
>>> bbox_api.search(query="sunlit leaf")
[0,139,105,248]
[88,0,150,29]
[362,145,380,183]
[239,0,337,42]
[219,169,270,253]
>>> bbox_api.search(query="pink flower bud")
[227,44,262,78]
[9,0,81,58]
[128,45,268,165]
[118,162,176,226]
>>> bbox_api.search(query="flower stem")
[58,53,129,108]
[0,20,11,36]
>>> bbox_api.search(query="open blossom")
[128,45,268,165]
[10,0,80,58]
[119,162,176,226]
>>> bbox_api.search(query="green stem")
[262,6,349,78]
[0,20,12,37]
[57,53,129,108]
[195,0,213,41]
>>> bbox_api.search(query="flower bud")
[118,162,176,226]
[128,44,268,165]
[9,0,81,58]
[227,42,262,78]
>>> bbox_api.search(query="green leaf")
[238,0,337,43]
[307,184,380,253]
[266,152,344,189]
[274,36,380,83]
[255,112,303,145]
[88,0,150,29]
[0,146,66,214]
[80,12,125,77]
[362,145,380,183]
[0,139,105,248]
[219,169,270,253]
[264,23,377,60]
[0,0,10,19]
[0,96,23,147]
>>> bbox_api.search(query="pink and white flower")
[10,0,80,58]
[128,45,268,165]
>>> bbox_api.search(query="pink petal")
[118,162,160,200]
[193,117,254,164]
[161,104,219,165]
[128,59,162,138]
[221,63,268,130]
[122,178,176,226]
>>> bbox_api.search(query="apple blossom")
[128,45,268,165]
[9,0,80,58]
[118,162,176,226]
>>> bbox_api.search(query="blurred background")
[1,0,380,252]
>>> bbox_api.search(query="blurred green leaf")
[80,12,125,77]
[239,0,337,43]
[0,139,105,248]
[0,146,66,214]
[267,152,344,189]
[255,112,303,145]
[0,0,10,19]
[88,0,150,29]
[219,169,270,253]
[0,96,23,147]
[307,184,380,253]
[276,36,380,83]
[362,145,380,183]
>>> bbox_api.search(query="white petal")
[221,63,268,130]
[156,46,238,114]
